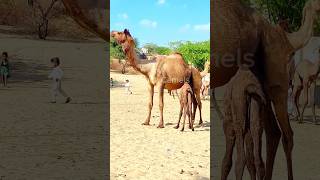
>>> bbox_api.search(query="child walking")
[0,52,10,87]
[125,79,132,94]
[48,57,71,103]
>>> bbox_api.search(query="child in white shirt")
[48,57,71,103]
[125,79,132,94]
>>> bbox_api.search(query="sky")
[110,0,210,47]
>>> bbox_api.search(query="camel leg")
[188,95,194,131]
[250,99,265,180]
[299,86,309,124]
[245,131,256,180]
[195,90,203,125]
[235,130,246,180]
[270,90,294,180]
[181,107,187,132]
[157,83,165,128]
[221,129,235,180]
[212,89,224,120]
[264,101,281,180]
[142,83,154,125]
[311,81,317,124]
[174,105,183,129]
[192,94,198,122]
[293,85,302,122]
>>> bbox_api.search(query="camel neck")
[287,2,316,50]
[125,46,150,77]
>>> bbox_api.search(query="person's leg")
[51,81,58,103]
[3,74,7,87]
[58,80,71,103]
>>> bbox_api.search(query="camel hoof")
[192,128,194,131]
[180,129,184,132]
[157,125,164,128]
[174,126,179,129]
[298,121,303,124]
[142,122,150,126]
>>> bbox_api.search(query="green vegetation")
[143,43,172,55]
[110,38,125,60]
[242,0,320,34]
[175,41,210,70]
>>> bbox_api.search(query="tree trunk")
[38,18,48,39]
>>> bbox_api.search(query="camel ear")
[124,29,131,37]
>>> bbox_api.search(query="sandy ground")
[0,34,107,179]
[110,72,210,180]
[212,87,320,180]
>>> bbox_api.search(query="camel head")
[111,29,135,53]
[111,29,134,45]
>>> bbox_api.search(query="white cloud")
[118,13,128,20]
[193,23,210,32]
[157,0,165,5]
[179,24,191,32]
[140,19,157,28]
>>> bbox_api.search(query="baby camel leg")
[221,128,235,180]
[174,105,183,129]
[235,129,246,180]
[181,107,187,131]
[250,99,265,180]
[245,131,256,180]
[221,103,235,180]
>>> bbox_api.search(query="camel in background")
[292,47,320,124]
[213,0,320,179]
[111,29,203,128]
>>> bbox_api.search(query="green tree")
[110,37,125,60]
[175,40,210,70]
[244,0,320,34]
[143,43,172,55]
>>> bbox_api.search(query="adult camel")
[111,29,203,128]
[213,0,320,179]
[292,49,320,124]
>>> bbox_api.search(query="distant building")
[141,47,148,54]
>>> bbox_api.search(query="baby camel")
[222,69,266,180]
[174,82,195,131]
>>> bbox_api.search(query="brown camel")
[292,48,320,124]
[111,29,203,128]
[222,69,266,180]
[174,82,195,131]
[213,0,320,179]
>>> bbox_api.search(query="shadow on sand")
[9,58,50,84]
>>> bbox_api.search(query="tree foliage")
[143,43,172,55]
[175,40,210,70]
[243,0,320,34]
[110,37,125,60]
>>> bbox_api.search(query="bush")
[175,40,210,70]
[110,37,125,60]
